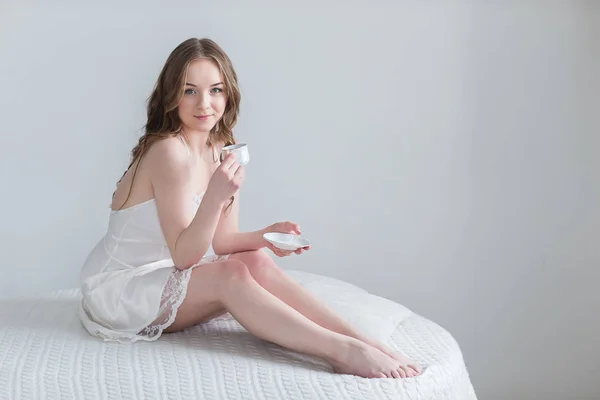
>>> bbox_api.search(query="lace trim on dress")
[86,254,228,343]
[139,268,193,339]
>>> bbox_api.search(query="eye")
[210,87,223,94]
[184,88,196,95]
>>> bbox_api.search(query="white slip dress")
[78,141,228,342]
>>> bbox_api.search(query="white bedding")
[0,270,477,399]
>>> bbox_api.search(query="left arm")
[212,193,309,257]
[212,193,266,255]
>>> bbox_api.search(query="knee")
[241,250,280,281]
[220,259,252,281]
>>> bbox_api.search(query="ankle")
[326,336,362,364]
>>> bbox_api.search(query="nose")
[197,92,211,110]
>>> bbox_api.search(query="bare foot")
[328,338,407,379]
[367,341,422,378]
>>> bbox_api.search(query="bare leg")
[229,250,422,377]
[164,259,405,379]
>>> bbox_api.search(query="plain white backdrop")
[1,1,598,399]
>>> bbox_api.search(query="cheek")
[177,101,194,118]
[213,97,227,115]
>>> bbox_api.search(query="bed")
[0,270,477,399]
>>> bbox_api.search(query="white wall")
[1,1,598,399]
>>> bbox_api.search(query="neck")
[181,129,212,155]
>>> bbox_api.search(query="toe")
[397,367,406,378]
[391,369,401,379]
[399,366,412,378]
[410,364,422,375]
[376,370,391,379]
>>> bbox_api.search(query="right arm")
[148,140,243,270]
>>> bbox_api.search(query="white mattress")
[0,270,477,400]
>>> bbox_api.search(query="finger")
[303,245,311,251]
[283,221,301,234]
[228,160,241,173]
[233,165,245,183]
[220,152,237,169]
[273,247,286,257]
[267,241,292,257]
[294,248,303,255]
[219,149,228,162]
[266,243,280,255]
[292,223,302,234]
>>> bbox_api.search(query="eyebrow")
[185,82,224,87]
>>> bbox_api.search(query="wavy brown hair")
[114,37,241,210]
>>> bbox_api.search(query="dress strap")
[178,134,191,158]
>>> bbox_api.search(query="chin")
[196,121,216,130]
[186,118,211,128]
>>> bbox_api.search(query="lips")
[194,115,212,120]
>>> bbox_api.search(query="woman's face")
[178,58,227,134]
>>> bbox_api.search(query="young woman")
[79,37,421,379]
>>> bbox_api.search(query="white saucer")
[263,232,311,251]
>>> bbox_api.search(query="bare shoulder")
[111,136,192,211]
[145,136,189,165]
[144,136,191,180]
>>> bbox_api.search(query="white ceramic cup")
[221,143,250,165]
